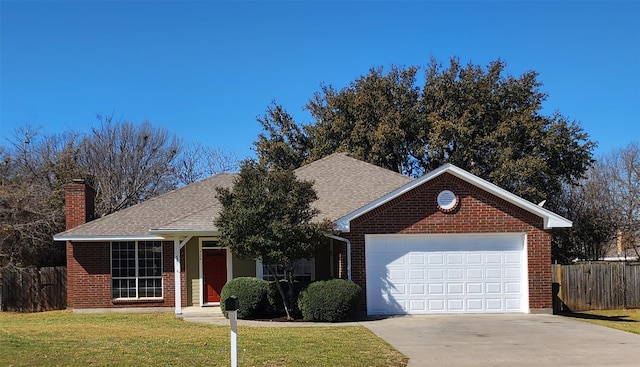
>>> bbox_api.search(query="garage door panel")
[446,253,463,264]
[466,253,483,264]
[505,252,522,264]
[448,283,464,294]
[410,283,425,295]
[366,234,527,315]
[467,268,483,279]
[390,284,405,295]
[428,268,444,279]
[447,268,463,279]
[388,269,405,281]
[409,300,426,311]
[504,267,521,278]
[486,299,503,310]
[486,282,502,294]
[505,283,521,293]
[467,283,483,294]
[486,268,502,278]
[429,299,445,311]
[409,269,425,280]
[448,299,464,310]
[467,298,483,311]
[428,283,444,295]
[486,253,502,264]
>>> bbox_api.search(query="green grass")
[0,310,407,367]
[562,309,640,335]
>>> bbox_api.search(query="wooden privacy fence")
[0,266,66,312]
[552,263,640,312]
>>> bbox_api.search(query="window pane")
[112,278,136,299]
[138,241,162,278]
[262,259,313,282]
[139,278,162,298]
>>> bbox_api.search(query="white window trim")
[198,237,232,306]
[110,240,164,300]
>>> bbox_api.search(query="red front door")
[203,249,227,303]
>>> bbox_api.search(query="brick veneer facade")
[66,241,185,309]
[341,173,553,314]
[64,182,186,309]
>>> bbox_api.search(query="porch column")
[174,239,182,315]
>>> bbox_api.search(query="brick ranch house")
[54,153,571,315]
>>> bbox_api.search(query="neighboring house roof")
[335,163,573,231]
[601,242,640,261]
[53,153,413,241]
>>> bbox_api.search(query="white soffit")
[53,234,166,242]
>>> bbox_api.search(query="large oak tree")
[254,57,595,205]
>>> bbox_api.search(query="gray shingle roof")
[54,153,413,239]
[295,153,413,221]
[55,173,237,238]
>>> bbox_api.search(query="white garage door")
[365,233,528,315]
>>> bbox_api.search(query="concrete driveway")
[362,314,640,367]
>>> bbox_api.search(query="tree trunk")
[268,265,292,320]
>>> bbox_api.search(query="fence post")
[552,264,562,314]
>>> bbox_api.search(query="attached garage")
[365,233,527,315]
[336,163,573,315]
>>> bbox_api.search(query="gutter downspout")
[325,234,351,280]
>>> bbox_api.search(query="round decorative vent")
[437,190,458,212]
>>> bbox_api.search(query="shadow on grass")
[560,312,638,323]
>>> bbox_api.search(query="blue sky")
[1,1,638,161]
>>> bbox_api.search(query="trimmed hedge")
[298,279,361,322]
[220,277,268,319]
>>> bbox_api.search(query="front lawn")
[0,311,407,367]
[562,309,640,335]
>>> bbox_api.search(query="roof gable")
[335,163,572,231]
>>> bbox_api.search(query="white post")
[174,239,182,315]
[229,310,238,367]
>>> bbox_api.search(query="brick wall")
[64,182,95,230]
[67,241,185,309]
[343,173,552,313]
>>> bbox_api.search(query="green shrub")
[298,279,361,322]
[220,277,268,319]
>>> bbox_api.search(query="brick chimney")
[64,179,96,230]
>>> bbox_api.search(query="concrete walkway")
[178,306,362,327]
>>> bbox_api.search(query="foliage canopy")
[254,57,595,205]
[215,160,329,318]
[0,117,236,267]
